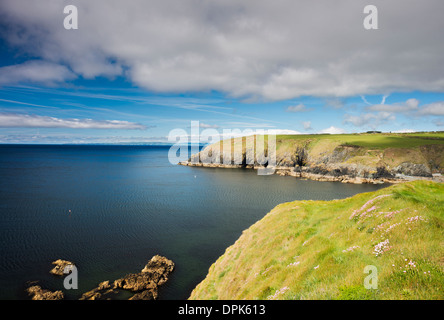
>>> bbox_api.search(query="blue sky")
[0,0,443,144]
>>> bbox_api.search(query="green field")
[190,180,444,300]
[273,132,444,149]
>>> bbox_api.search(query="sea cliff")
[180,132,444,184]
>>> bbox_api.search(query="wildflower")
[383,209,403,219]
[375,222,389,232]
[402,259,418,273]
[406,216,427,224]
[384,222,400,233]
[373,239,391,256]
[287,261,300,267]
[267,287,290,300]
[342,245,360,253]
[314,265,319,269]
[349,194,392,219]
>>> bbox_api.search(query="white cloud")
[199,122,220,129]
[433,119,444,127]
[222,122,275,128]
[324,98,344,109]
[267,129,302,135]
[0,60,76,85]
[392,129,416,133]
[319,126,346,134]
[1,0,444,100]
[302,121,312,130]
[0,134,169,144]
[418,102,444,116]
[343,112,395,128]
[366,98,419,113]
[360,95,372,106]
[286,104,311,112]
[0,113,147,129]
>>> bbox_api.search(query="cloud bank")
[1,0,444,101]
[0,112,147,129]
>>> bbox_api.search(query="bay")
[0,144,387,299]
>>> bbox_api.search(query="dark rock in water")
[26,284,64,300]
[113,272,157,292]
[129,290,156,300]
[79,281,114,300]
[80,255,174,300]
[49,259,75,276]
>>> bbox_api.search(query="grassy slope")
[189,180,444,300]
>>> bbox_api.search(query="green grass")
[189,181,444,300]
[214,132,444,151]
[273,132,444,149]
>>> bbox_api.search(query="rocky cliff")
[180,133,444,184]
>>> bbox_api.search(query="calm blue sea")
[0,144,388,299]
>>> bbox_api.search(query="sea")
[0,144,388,300]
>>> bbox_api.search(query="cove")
[0,144,388,299]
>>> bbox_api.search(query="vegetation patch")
[189,181,444,300]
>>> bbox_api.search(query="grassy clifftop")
[189,180,444,300]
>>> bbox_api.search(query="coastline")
[179,161,444,184]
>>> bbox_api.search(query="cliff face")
[181,133,444,183]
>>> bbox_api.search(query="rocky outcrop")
[49,259,75,276]
[26,284,64,300]
[394,162,432,177]
[27,255,174,300]
[80,255,175,300]
[25,260,74,300]
[79,281,114,300]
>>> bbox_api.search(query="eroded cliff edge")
[179,133,444,184]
